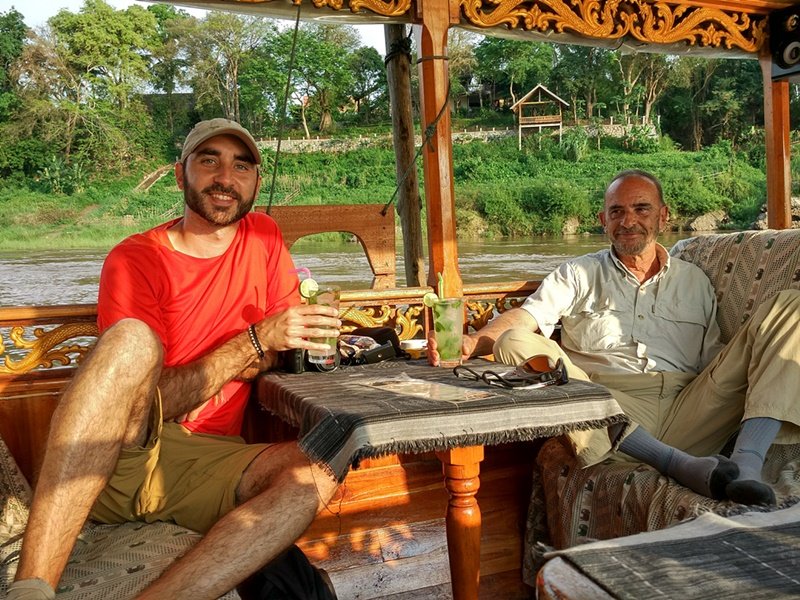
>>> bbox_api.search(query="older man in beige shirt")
[430,169,800,506]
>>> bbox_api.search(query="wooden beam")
[759,50,793,230]
[414,0,462,298]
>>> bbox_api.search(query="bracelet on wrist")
[247,324,265,360]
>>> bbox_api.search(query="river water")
[0,233,694,307]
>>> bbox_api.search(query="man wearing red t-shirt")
[12,119,340,600]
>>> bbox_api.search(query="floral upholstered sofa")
[524,228,800,583]
[0,432,240,599]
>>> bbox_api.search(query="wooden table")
[256,359,624,600]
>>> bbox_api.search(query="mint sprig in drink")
[298,272,341,366]
[432,297,464,368]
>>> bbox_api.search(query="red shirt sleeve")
[97,232,169,344]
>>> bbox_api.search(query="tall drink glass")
[432,297,465,368]
[306,284,341,366]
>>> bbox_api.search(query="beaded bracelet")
[248,324,265,360]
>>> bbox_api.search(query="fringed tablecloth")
[256,359,625,481]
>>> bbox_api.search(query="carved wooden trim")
[216,0,412,17]
[460,0,766,53]
[0,281,539,377]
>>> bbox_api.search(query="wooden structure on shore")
[3,0,799,598]
[510,84,569,148]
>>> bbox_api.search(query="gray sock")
[726,417,781,506]
[730,417,781,481]
[619,426,738,499]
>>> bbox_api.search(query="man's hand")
[427,332,476,366]
[254,304,341,355]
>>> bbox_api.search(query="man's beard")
[611,227,657,256]
[184,182,255,226]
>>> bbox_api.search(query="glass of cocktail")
[305,284,341,366]
[432,297,465,368]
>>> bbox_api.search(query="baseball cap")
[180,118,261,165]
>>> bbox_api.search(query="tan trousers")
[493,289,800,466]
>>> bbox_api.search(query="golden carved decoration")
[460,0,765,53]
[346,0,412,17]
[0,285,537,377]
[223,0,412,17]
[340,305,424,341]
[1,323,98,374]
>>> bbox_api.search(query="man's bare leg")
[136,442,338,600]
[14,319,162,590]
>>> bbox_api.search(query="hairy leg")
[137,442,338,600]
[14,319,162,589]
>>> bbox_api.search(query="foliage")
[622,125,660,153]
[559,127,589,161]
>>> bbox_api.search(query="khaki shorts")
[90,391,270,533]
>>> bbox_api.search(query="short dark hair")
[606,169,664,206]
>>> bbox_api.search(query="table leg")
[436,445,485,600]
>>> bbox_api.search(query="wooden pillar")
[385,24,426,287]
[759,50,793,230]
[414,0,462,298]
[437,445,484,600]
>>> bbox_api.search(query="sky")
[0,0,387,53]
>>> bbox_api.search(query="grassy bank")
[0,134,768,250]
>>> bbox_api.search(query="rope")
[266,5,302,214]
[384,31,412,66]
[381,78,451,216]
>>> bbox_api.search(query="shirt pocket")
[565,295,631,351]
[652,301,709,368]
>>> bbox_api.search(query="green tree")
[0,7,26,122]
[239,29,284,134]
[474,37,553,107]
[346,46,387,122]
[290,25,355,133]
[659,57,719,150]
[187,12,275,122]
[8,1,161,179]
[552,45,614,120]
[148,4,193,135]
[49,0,158,110]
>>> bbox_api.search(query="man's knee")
[493,328,558,366]
[100,318,162,363]
[239,442,338,507]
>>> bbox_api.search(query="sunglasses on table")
[453,355,569,389]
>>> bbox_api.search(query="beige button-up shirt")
[521,244,724,375]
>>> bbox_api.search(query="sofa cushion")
[1,521,241,599]
[0,432,240,599]
[0,434,31,543]
[670,229,800,343]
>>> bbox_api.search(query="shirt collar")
[609,243,671,282]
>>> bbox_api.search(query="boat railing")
[0,280,540,377]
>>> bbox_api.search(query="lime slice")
[299,278,319,298]
[422,292,439,308]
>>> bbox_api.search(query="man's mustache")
[202,184,241,201]
[617,226,647,235]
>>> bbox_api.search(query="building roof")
[510,85,569,112]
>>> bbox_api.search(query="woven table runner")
[257,359,623,481]
[551,502,800,600]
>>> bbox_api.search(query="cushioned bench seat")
[524,229,800,584]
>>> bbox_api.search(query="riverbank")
[0,233,697,307]
[0,136,768,250]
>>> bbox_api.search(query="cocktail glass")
[306,284,341,366]
[432,297,465,368]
